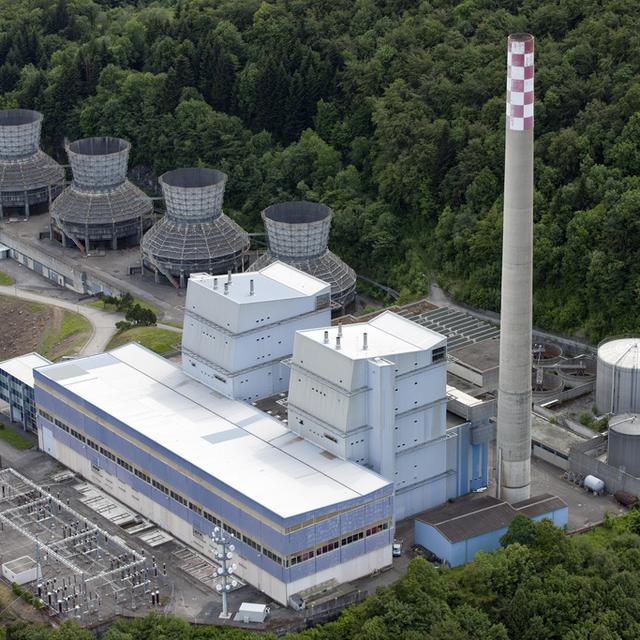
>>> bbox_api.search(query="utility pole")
[211,526,237,619]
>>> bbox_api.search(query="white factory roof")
[36,343,389,520]
[598,338,640,370]
[189,261,328,304]
[0,352,51,387]
[298,311,446,360]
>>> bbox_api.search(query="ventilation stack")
[251,201,356,313]
[497,33,535,503]
[50,137,152,252]
[141,168,249,288]
[0,109,64,218]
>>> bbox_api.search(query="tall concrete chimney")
[497,33,534,502]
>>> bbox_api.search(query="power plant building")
[34,343,393,605]
[0,352,51,431]
[182,262,331,401]
[50,137,152,252]
[0,109,64,218]
[142,168,249,288]
[251,202,356,313]
[286,312,491,520]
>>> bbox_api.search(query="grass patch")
[0,270,15,285]
[0,424,32,449]
[39,310,92,360]
[88,296,162,317]
[160,319,183,329]
[582,511,633,547]
[106,327,181,356]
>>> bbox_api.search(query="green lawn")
[0,270,15,285]
[0,424,32,449]
[160,319,183,329]
[88,296,162,317]
[39,310,92,360]
[106,327,181,356]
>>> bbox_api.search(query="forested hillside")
[1,0,640,340]
[4,516,640,639]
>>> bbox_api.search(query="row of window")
[39,408,285,565]
[39,408,390,568]
[290,521,390,566]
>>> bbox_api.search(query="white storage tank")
[608,414,640,476]
[584,475,605,495]
[596,338,640,414]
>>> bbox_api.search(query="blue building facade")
[0,353,51,431]
[33,351,394,605]
[414,494,568,567]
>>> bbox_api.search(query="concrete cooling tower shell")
[596,337,640,415]
[608,414,640,477]
[0,109,64,216]
[141,168,249,287]
[251,201,356,312]
[51,137,152,251]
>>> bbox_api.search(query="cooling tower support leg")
[179,272,185,288]
[112,237,118,251]
[24,192,29,219]
[153,268,160,284]
[47,185,52,212]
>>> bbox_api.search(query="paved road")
[0,284,182,357]
[0,284,118,355]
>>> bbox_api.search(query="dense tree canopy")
[1,0,639,340]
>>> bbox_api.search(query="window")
[341,531,364,546]
[263,547,283,565]
[289,549,315,566]
[432,346,446,363]
[317,540,340,556]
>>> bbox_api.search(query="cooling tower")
[141,168,249,287]
[497,33,535,502]
[50,137,152,252]
[0,109,64,217]
[251,201,356,312]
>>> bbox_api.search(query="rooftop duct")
[50,137,152,252]
[250,201,356,313]
[0,109,64,217]
[141,168,249,288]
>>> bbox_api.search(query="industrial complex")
[1,31,636,630]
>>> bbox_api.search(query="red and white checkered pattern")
[506,34,534,131]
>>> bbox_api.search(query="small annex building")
[414,493,568,567]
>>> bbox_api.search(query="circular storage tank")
[531,368,563,403]
[557,356,596,387]
[596,338,640,414]
[608,414,640,476]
